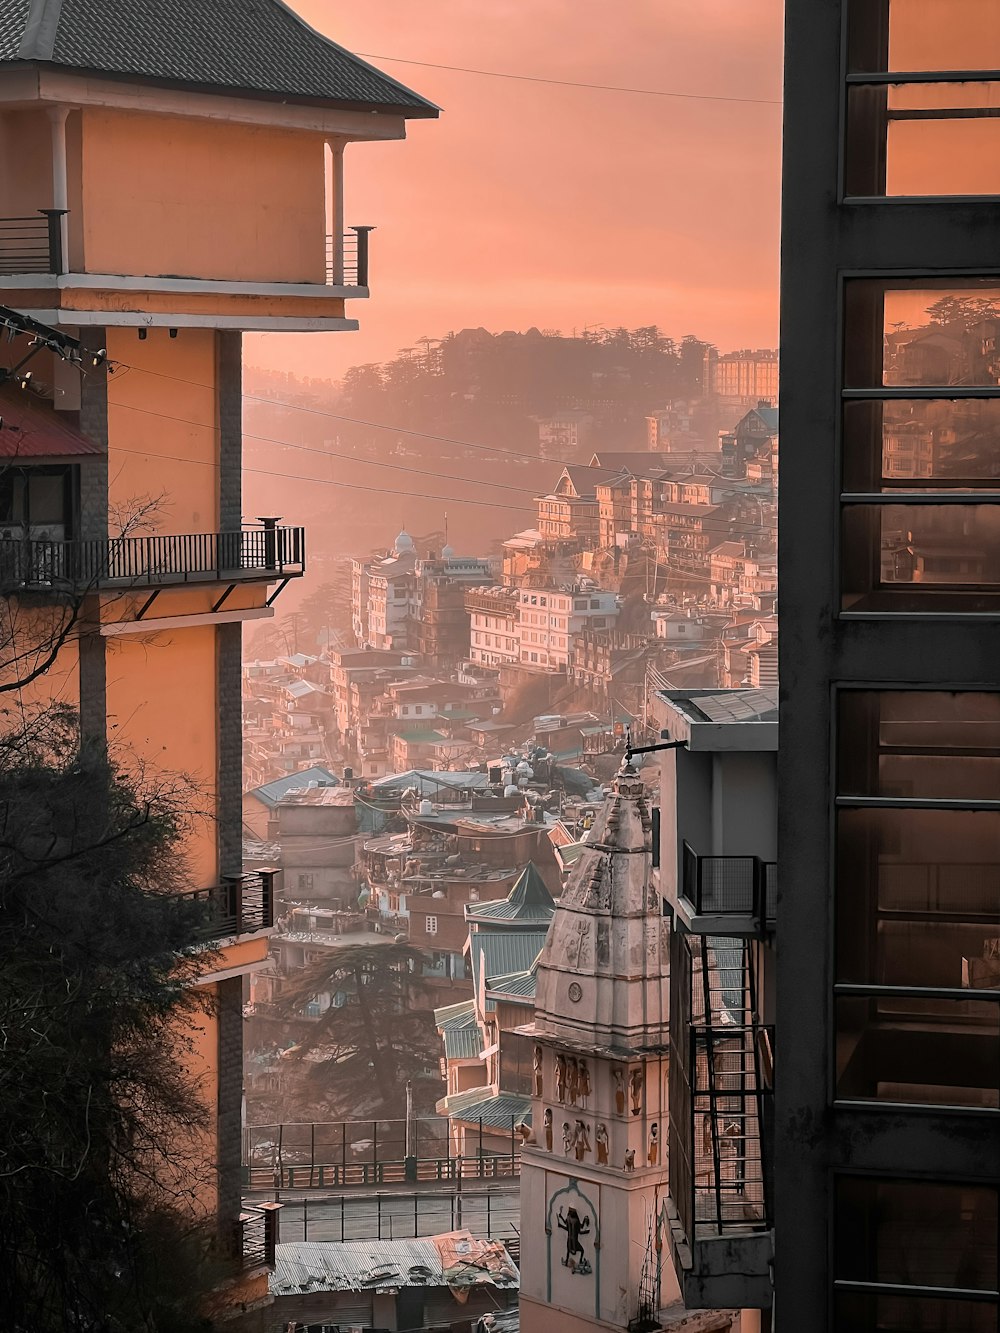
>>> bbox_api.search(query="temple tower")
[519,760,680,1333]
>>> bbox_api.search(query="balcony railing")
[0,210,65,275]
[325,226,374,287]
[681,842,776,932]
[182,870,278,940]
[0,524,305,594]
[238,1203,281,1271]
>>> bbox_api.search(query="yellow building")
[0,2,435,1321]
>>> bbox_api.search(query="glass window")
[842,283,1000,612]
[835,691,1000,1108]
[835,1177,999,1327]
[846,2,1000,198]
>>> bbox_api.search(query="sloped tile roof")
[4,0,437,116]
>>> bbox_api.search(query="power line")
[355,52,783,107]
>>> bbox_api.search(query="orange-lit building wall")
[107,327,219,534]
[78,108,327,283]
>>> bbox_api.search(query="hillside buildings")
[0,0,434,1316]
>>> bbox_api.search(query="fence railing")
[182,870,277,940]
[0,210,65,275]
[238,1203,281,1271]
[681,842,777,930]
[325,226,374,287]
[0,524,305,592]
[244,1114,522,1189]
[271,1190,521,1247]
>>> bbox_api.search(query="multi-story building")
[705,348,779,405]
[416,551,494,667]
[352,533,419,649]
[778,2,1000,1326]
[466,585,521,666]
[535,410,595,460]
[517,586,618,672]
[535,466,624,544]
[0,0,434,1313]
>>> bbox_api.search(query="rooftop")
[1,0,439,116]
[246,767,340,808]
[654,688,779,752]
[271,1231,518,1297]
[465,863,555,925]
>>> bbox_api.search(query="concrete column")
[216,975,244,1237]
[328,139,345,284]
[216,620,243,879]
[47,106,70,269]
[216,331,242,533]
[78,327,108,542]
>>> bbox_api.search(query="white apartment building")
[465,586,520,667]
[517,587,618,671]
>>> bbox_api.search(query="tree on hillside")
[279,939,442,1117]
[0,708,223,1332]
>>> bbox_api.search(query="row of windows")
[841,278,1000,615]
[834,689,1000,1111]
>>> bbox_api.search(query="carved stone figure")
[543,1107,553,1152]
[573,1119,591,1161]
[533,1044,543,1098]
[613,1067,626,1115]
[518,1122,536,1146]
[555,1054,566,1102]
[557,1206,592,1275]
[578,1059,592,1102]
[567,1056,579,1106]
[629,1066,644,1116]
[647,1121,659,1167]
[595,1122,609,1165]
[623,1148,635,1172]
[562,1121,573,1155]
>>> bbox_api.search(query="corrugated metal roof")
[465,863,555,925]
[434,998,476,1030]
[469,933,549,1001]
[271,1237,444,1295]
[0,385,104,458]
[248,766,340,807]
[487,966,538,1001]
[443,1025,482,1060]
[5,0,437,116]
[442,1089,531,1130]
[271,1233,519,1296]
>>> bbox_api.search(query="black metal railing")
[183,870,277,940]
[681,842,777,929]
[0,210,65,275]
[0,523,305,593]
[325,225,374,287]
[238,1203,281,1271]
[669,931,774,1249]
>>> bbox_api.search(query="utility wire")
[354,52,783,107]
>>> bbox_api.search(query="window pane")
[844,401,1000,490]
[836,993,1000,1106]
[842,504,1000,612]
[848,0,1000,73]
[847,83,1000,198]
[836,1177,999,1293]
[844,281,1000,389]
[836,1291,998,1333]
[838,691,1000,800]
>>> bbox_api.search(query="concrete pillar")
[217,331,243,533]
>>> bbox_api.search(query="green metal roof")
[465,863,555,925]
[442,1088,531,1130]
[469,932,549,1012]
[434,998,476,1029]
[486,965,538,1002]
[443,1025,483,1061]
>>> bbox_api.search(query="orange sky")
[247,0,784,382]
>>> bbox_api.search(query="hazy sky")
[247,1,784,381]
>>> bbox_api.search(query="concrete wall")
[78,108,325,282]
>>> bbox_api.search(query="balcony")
[678,842,776,936]
[237,1203,281,1272]
[0,209,372,292]
[182,870,278,940]
[666,931,774,1310]
[0,523,305,596]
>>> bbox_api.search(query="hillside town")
[241,365,778,1137]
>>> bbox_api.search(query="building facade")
[0,1,434,1315]
[778,2,1000,1327]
